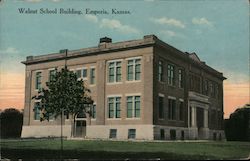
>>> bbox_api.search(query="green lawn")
[1,139,250,160]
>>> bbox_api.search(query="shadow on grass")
[2,148,216,160]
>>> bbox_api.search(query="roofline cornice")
[21,42,155,65]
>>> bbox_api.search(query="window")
[108,97,121,118]
[181,131,185,140]
[128,129,136,139]
[91,104,96,119]
[178,69,183,88]
[170,129,176,140]
[210,82,215,97]
[158,61,163,82]
[158,96,164,119]
[77,111,86,118]
[108,61,122,83]
[115,97,121,118]
[76,69,82,79]
[109,62,115,82]
[168,98,176,120]
[127,97,133,118]
[90,68,95,84]
[34,102,40,120]
[109,129,117,139]
[127,60,133,81]
[127,96,141,118]
[213,133,217,141]
[135,59,141,80]
[215,83,219,99]
[179,101,184,121]
[160,129,165,140]
[203,79,209,95]
[134,96,140,117]
[35,71,42,90]
[190,74,201,93]
[108,98,114,118]
[82,68,87,79]
[49,70,56,82]
[167,64,175,86]
[127,58,141,81]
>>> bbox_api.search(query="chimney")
[99,37,112,49]
[100,37,112,43]
[26,56,33,61]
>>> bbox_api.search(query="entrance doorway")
[75,120,86,137]
[74,111,87,138]
[196,107,204,139]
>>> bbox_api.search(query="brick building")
[21,35,226,140]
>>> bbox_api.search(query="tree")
[32,67,93,137]
[225,104,250,141]
[0,108,23,138]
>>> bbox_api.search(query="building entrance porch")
[189,91,210,140]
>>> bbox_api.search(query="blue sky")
[0,0,249,116]
[0,0,249,84]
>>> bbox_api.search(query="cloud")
[84,15,98,23]
[160,30,176,37]
[100,18,140,34]
[84,15,139,34]
[0,47,19,54]
[151,17,185,28]
[192,17,213,27]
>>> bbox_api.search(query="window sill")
[167,119,179,122]
[125,80,141,83]
[107,82,123,85]
[125,118,140,120]
[107,118,122,120]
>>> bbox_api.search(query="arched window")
[77,111,86,118]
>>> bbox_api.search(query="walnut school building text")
[21,35,226,140]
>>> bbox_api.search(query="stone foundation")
[21,125,72,138]
[154,125,197,140]
[153,126,225,140]
[87,124,154,140]
[209,130,225,140]
[21,124,225,141]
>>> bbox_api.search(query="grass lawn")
[1,138,250,160]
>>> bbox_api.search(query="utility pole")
[60,49,68,160]
[60,109,63,160]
